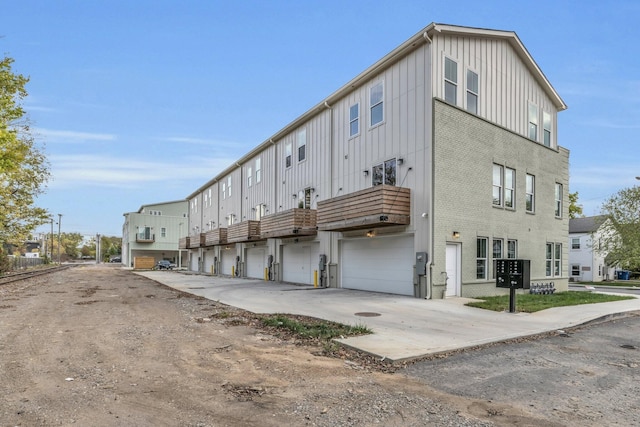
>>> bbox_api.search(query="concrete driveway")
[137,271,640,362]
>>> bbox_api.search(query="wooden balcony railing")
[178,237,190,249]
[260,208,317,239]
[317,185,411,231]
[227,220,261,243]
[204,228,228,246]
[187,233,205,248]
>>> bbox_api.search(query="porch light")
[452,231,460,239]
[363,170,369,176]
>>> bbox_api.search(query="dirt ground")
[0,265,636,426]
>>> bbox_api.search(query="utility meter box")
[415,252,428,276]
[496,259,530,289]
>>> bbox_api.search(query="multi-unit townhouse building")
[122,200,188,268]
[569,215,616,282]
[181,23,569,298]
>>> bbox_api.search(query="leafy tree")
[599,186,640,271]
[0,57,50,246]
[568,191,583,219]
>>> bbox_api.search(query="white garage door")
[282,242,320,285]
[246,247,266,279]
[341,235,414,295]
[220,248,236,276]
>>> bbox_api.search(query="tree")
[599,186,640,271]
[0,56,50,246]
[568,191,583,219]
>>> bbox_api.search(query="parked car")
[155,260,175,270]
[110,256,121,263]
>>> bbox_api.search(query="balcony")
[317,185,411,231]
[227,220,261,243]
[178,237,190,249]
[187,233,205,249]
[260,208,317,239]
[136,233,155,243]
[204,228,228,246]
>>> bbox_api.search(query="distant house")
[122,200,188,268]
[568,215,615,282]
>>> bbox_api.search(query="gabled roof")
[569,215,608,234]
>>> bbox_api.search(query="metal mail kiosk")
[495,259,531,290]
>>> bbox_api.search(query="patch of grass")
[466,291,635,313]
[259,314,371,340]
[575,280,640,288]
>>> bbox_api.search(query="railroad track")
[0,264,75,286]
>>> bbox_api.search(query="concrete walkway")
[136,271,640,362]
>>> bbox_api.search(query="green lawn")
[466,291,635,313]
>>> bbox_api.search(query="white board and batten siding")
[341,235,415,296]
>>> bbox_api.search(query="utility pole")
[96,233,101,264]
[50,218,54,263]
[57,214,62,264]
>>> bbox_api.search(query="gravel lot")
[1,264,637,426]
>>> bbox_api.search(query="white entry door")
[246,247,266,279]
[445,243,461,296]
[221,248,236,276]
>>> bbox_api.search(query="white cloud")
[35,128,116,143]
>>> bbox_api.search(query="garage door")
[203,250,215,274]
[220,247,236,276]
[341,235,414,295]
[282,242,319,285]
[246,247,266,279]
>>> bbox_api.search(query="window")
[255,158,261,183]
[526,174,535,212]
[555,183,563,217]
[492,164,503,206]
[208,188,212,206]
[349,103,359,137]
[285,143,292,168]
[571,238,581,249]
[227,214,235,226]
[297,188,312,209]
[528,103,538,141]
[477,237,488,279]
[505,168,515,209]
[492,239,503,279]
[546,242,562,277]
[255,204,265,221]
[227,176,232,198]
[370,82,384,126]
[507,240,517,258]
[372,158,397,186]
[571,265,580,276]
[222,182,226,200]
[466,69,478,114]
[297,128,306,162]
[444,57,457,104]
[543,111,551,147]
[161,228,166,238]
[247,166,252,187]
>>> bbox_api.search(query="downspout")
[324,100,333,288]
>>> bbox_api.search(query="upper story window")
[227,176,232,198]
[505,168,515,209]
[444,57,457,105]
[297,128,306,162]
[161,227,166,238]
[285,142,292,168]
[372,158,396,186]
[222,182,226,200]
[528,103,538,141]
[247,166,253,187]
[543,111,552,147]
[370,82,384,127]
[255,158,261,183]
[466,69,478,114]
[492,164,503,206]
[526,174,535,213]
[477,237,488,280]
[297,188,312,209]
[349,103,359,137]
[208,188,212,207]
[571,237,581,249]
[191,199,198,213]
[555,183,563,217]
[255,203,265,221]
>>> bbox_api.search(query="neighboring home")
[182,23,569,298]
[569,215,615,282]
[122,200,188,268]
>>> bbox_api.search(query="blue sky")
[3,0,639,237]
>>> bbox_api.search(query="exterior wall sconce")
[292,194,297,198]
[452,231,460,239]
[366,230,375,237]
[398,158,404,165]
[363,170,369,176]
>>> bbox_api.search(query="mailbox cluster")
[495,259,531,289]
[529,283,556,294]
